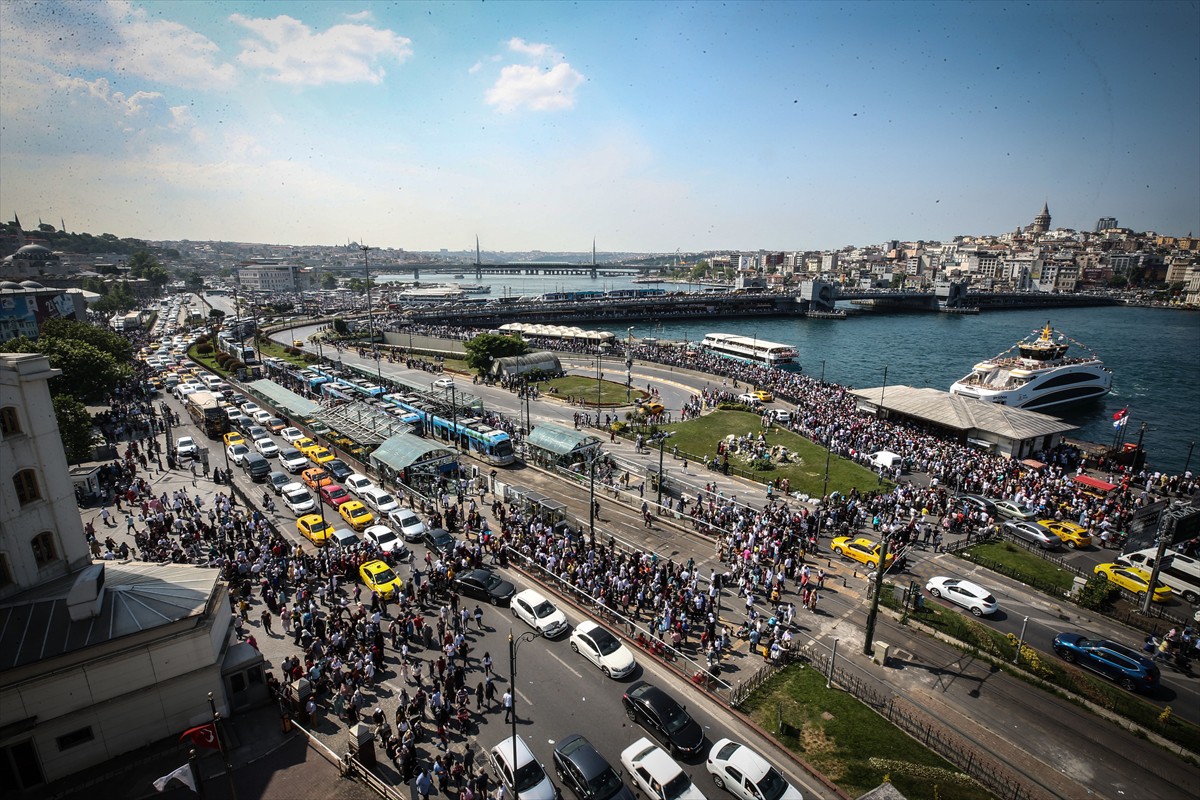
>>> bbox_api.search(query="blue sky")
[2,1,1197,252]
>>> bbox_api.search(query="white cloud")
[0,0,235,90]
[486,63,585,113]
[483,38,584,113]
[344,10,375,22]
[230,14,413,85]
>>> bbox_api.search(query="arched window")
[0,406,19,436]
[14,469,40,505]
[31,532,57,567]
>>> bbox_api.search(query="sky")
[2,1,1198,253]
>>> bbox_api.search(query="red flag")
[1112,407,1128,421]
[179,723,220,750]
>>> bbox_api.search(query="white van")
[489,736,557,800]
[1118,548,1200,603]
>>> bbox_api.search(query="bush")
[215,352,230,367]
[1076,573,1116,610]
[196,343,214,355]
[750,456,775,471]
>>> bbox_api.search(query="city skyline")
[1,1,1198,252]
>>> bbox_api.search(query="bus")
[185,390,228,439]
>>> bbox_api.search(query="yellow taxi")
[1093,563,1173,603]
[294,438,320,456]
[223,432,246,447]
[359,559,403,599]
[1038,520,1093,549]
[302,467,333,491]
[831,536,896,569]
[293,339,306,347]
[638,400,665,415]
[752,389,774,403]
[339,500,375,531]
[309,447,336,465]
[297,514,334,546]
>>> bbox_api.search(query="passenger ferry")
[701,333,800,370]
[949,322,1111,411]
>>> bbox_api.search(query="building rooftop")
[850,385,1078,440]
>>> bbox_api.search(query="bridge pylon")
[800,280,838,313]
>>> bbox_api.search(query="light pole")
[361,246,381,382]
[878,364,889,418]
[508,630,540,800]
[588,453,597,539]
[656,433,672,508]
[208,691,239,800]
[625,327,634,405]
[814,431,833,540]
[595,351,603,414]
[1185,440,1195,477]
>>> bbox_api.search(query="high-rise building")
[1096,217,1118,232]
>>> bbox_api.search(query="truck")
[185,390,228,440]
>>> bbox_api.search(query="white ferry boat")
[949,322,1111,411]
[701,333,800,370]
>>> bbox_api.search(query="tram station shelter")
[489,351,563,378]
[246,379,321,420]
[369,433,457,494]
[850,385,1077,459]
[524,422,601,468]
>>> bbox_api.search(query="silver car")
[1002,520,1061,550]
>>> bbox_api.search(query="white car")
[432,377,455,389]
[175,436,198,458]
[490,736,557,800]
[569,620,636,678]
[280,427,305,443]
[279,448,308,473]
[252,409,273,425]
[362,524,410,558]
[280,482,316,514]
[771,409,792,424]
[993,500,1038,521]
[705,740,800,800]
[226,443,251,466]
[361,486,400,515]
[511,589,570,638]
[240,402,261,416]
[345,473,376,497]
[388,508,427,542]
[254,437,279,458]
[924,577,998,617]
[621,739,706,800]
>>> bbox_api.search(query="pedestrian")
[416,770,433,800]
[502,689,513,722]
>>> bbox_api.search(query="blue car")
[1052,632,1160,693]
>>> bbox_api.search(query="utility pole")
[862,537,890,657]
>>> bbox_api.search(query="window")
[13,469,40,505]
[0,553,11,588]
[31,532,57,567]
[56,727,94,751]
[0,740,45,790]
[0,406,19,436]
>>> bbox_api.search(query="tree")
[463,333,529,374]
[40,318,133,363]
[53,394,98,465]
[186,271,205,292]
[321,272,339,290]
[0,336,129,401]
[217,266,233,278]
[127,250,170,291]
[332,317,349,335]
[90,282,137,312]
[209,308,226,321]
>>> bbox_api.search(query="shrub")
[1076,573,1116,610]
[750,456,775,472]
[196,343,214,355]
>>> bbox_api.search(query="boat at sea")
[457,283,492,294]
[701,332,800,370]
[949,322,1111,411]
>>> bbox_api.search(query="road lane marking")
[546,647,584,678]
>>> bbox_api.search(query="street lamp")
[361,245,381,382]
[878,364,889,418]
[508,629,541,800]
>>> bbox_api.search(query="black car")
[453,568,515,606]
[423,527,458,557]
[621,681,704,759]
[553,735,635,800]
[325,459,353,481]
[958,494,996,515]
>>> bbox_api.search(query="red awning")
[1074,474,1117,492]
[1021,459,1046,469]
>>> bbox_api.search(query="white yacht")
[701,332,800,370]
[949,323,1111,411]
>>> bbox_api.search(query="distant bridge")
[356,262,654,280]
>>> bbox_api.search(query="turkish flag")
[179,723,221,750]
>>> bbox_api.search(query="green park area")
[658,409,889,497]
[540,375,647,407]
[743,666,988,800]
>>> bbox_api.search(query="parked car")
[553,734,634,800]
[389,508,427,541]
[280,427,305,443]
[331,529,361,549]
[345,473,376,497]
[569,621,636,678]
[620,738,706,800]
[1052,632,1160,692]
[621,681,705,759]
[253,437,279,458]
[924,576,998,616]
[1002,520,1061,550]
[324,458,353,481]
[226,443,251,466]
[453,568,515,605]
[362,486,400,515]
[175,436,198,458]
[512,589,570,638]
[705,739,800,800]
[362,524,410,558]
[281,483,316,514]
[1093,563,1173,602]
[490,735,557,800]
[267,470,290,495]
[320,484,353,508]
[993,500,1038,521]
[297,514,333,546]
[340,500,375,531]
[279,448,308,473]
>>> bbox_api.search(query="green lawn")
[958,541,1076,595]
[541,375,646,407]
[743,666,987,800]
[658,410,889,497]
[255,338,314,368]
